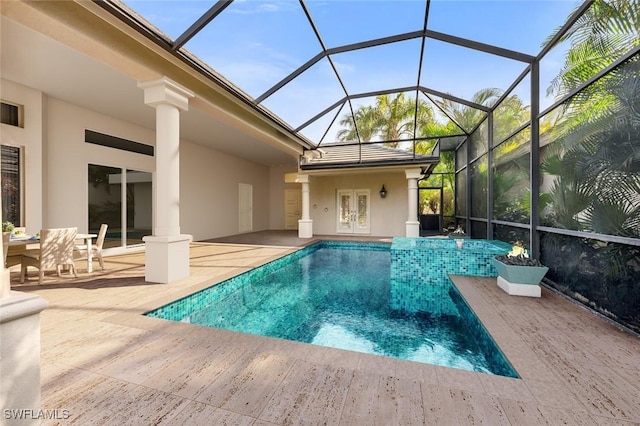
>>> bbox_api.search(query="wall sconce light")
[379,184,387,198]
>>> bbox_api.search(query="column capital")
[405,168,423,180]
[138,76,194,111]
[284,173,310,184]
[295,173,310,184]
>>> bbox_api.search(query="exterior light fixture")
[379,185,387,198]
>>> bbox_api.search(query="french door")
[336,189,370,234]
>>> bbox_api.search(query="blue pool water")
[147,240,517,378]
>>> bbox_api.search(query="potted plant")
[2,221,15,233]
[493,241,548,297]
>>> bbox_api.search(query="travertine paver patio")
[9,233,640,425]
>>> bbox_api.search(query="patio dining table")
[8,233,98,273]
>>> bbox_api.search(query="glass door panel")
[337,189,353,233]
[89,165,152,249]
[419,187,443,234]
[126,169,152,246]
[88,164,122,249]
[354,190,370,233]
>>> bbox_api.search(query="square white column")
[138,77,194,283]
[1,292,48,422]
[405,168,423,237]
[143,235,192,283]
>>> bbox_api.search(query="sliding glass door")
[88,164,152,249]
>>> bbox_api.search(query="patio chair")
[74,224,107,271]
[3,231,22,268]
[20,227,78,284]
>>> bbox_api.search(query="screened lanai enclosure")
[97,0,639,333]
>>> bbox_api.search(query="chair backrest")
[96,224,108,249]
[39,227,78,268]
[2,232,9,264]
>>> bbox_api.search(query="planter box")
[492,258,548,285]
[493,258,549,297]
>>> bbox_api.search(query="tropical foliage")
[536,0,640,332]
[493,128,531,224]
[432,88,499,134]
[545,0,639,102]
[336,93,437,147]
[540,0,640,238]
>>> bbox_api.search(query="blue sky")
[124,0,581,142]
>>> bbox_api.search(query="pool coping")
[102,241,537,387]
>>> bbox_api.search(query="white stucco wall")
[0,79,44,234]
[2,81,280,242]
[180,141,272,241]
[308,172,409,237]
[45,98,155,231]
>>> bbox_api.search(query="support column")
[0,196,49,423]
[1,239,9,299]
[297,174,313,238]
[1,293,48,423]
[405,168,423,237]
[138,77,194,283]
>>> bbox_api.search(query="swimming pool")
[147,240,517,378]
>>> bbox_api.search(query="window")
[85,130,154,156]
[1,145,22,226]
[1,102,22,127]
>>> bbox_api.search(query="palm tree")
[337,93,435,147]
[545,0,639,102]
[375,93,427,144]
[336,104,379,142]
[433,88,502,133]
[493,94,530,144]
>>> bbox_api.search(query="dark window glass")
[1,145,21,226]
[0,102,20,127]
[88,165,152,249]
[88,164,123,249]
[85,130,154,156]
[470,220,487,239]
